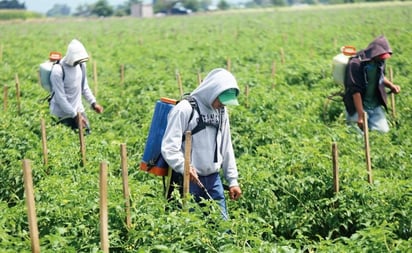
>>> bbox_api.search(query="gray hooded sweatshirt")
[50,39,96,119]
[161,68,240,187]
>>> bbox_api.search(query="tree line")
[0,0,25,9]
[0,0,405,17]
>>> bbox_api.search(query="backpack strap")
[46,61,64,103]
[182,96,221,163]
[80,63,86,90]
[186,96,206,136]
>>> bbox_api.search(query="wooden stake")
[120,143,131,229]
[226,57,231,72]
[197,71,202,86]
[40,118,48,166]
[15,73,21,114]
[22,159,40,253]
[271,60,276,89]
[245,84,249,108]
[77,112,86,167]
[176,69,183,97]
[183,131,192,209]
[120,64,125,86]
[280,48,285,65]
[99,161,109,253]
[332,142,339,193]
[363,112,373,184]
[3,85,8,111]
[389,67,396,118]
[93,60,98,97]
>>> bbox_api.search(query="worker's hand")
[92,103,104,113]
[229,186,242,201]
[390,84,401,94]
[357,117,364,131]
[189,166,199,183]
[75,114,88,129]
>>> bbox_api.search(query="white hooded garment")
[50,39,96,119]
[161,68,240,187]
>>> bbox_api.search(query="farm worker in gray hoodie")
[343,35,401,133]
[161,68,242,219]
[50,39,103,134]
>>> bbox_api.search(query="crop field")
[1,2,411,252]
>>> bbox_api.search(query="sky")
[25,0,128,14]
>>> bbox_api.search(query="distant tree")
[113,6,127,16]
[271,0,287,5]
[218,0,229,10]
[73,4,93,16]
[182,0,199,11]
[46,4,71,17]
[303,0,318,4]
[0,0,25,9]
[199,0,213,10]
[91,0,114,17]
[153,0,174,13]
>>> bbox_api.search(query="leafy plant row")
[0,3,411,252]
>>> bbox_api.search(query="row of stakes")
[3,54,397,252]
[23,109,377,253]
[23,120,195,253]
[3,56,285,113]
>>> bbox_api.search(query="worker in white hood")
[162,68,242,219]
[50,39,103,134]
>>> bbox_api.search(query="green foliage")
[0,2,411,252]
[92,0,114,17]
[218,0,230,10]
[0,9,42,20]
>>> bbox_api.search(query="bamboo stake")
[77,112,86,167]
[15,73,21,114]
[183,131,192,209]
[280,48,285,65]
[389,67,396,118]
[99,161,109,253]
[226,57,231,72]
[120,64,125,86]
[271,60,276,89]
[176,69,183,97]
[363,112,373,184]
[3,85,8,111]
[37,68,41,86]
[22,159,40,253]
[197,71,202,86]
[93,60,98,97]
[40,118,48,166]
[120,143,131,229]
[332,142,339,193]
[245,84,249,108]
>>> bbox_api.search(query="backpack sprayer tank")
[39,52,62,92]
[332,46,356,86]
[140,97,177,176]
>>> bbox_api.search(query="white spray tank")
[39,51,62,93]
[332,46,356,86]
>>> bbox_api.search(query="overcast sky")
[25,0,129,14]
